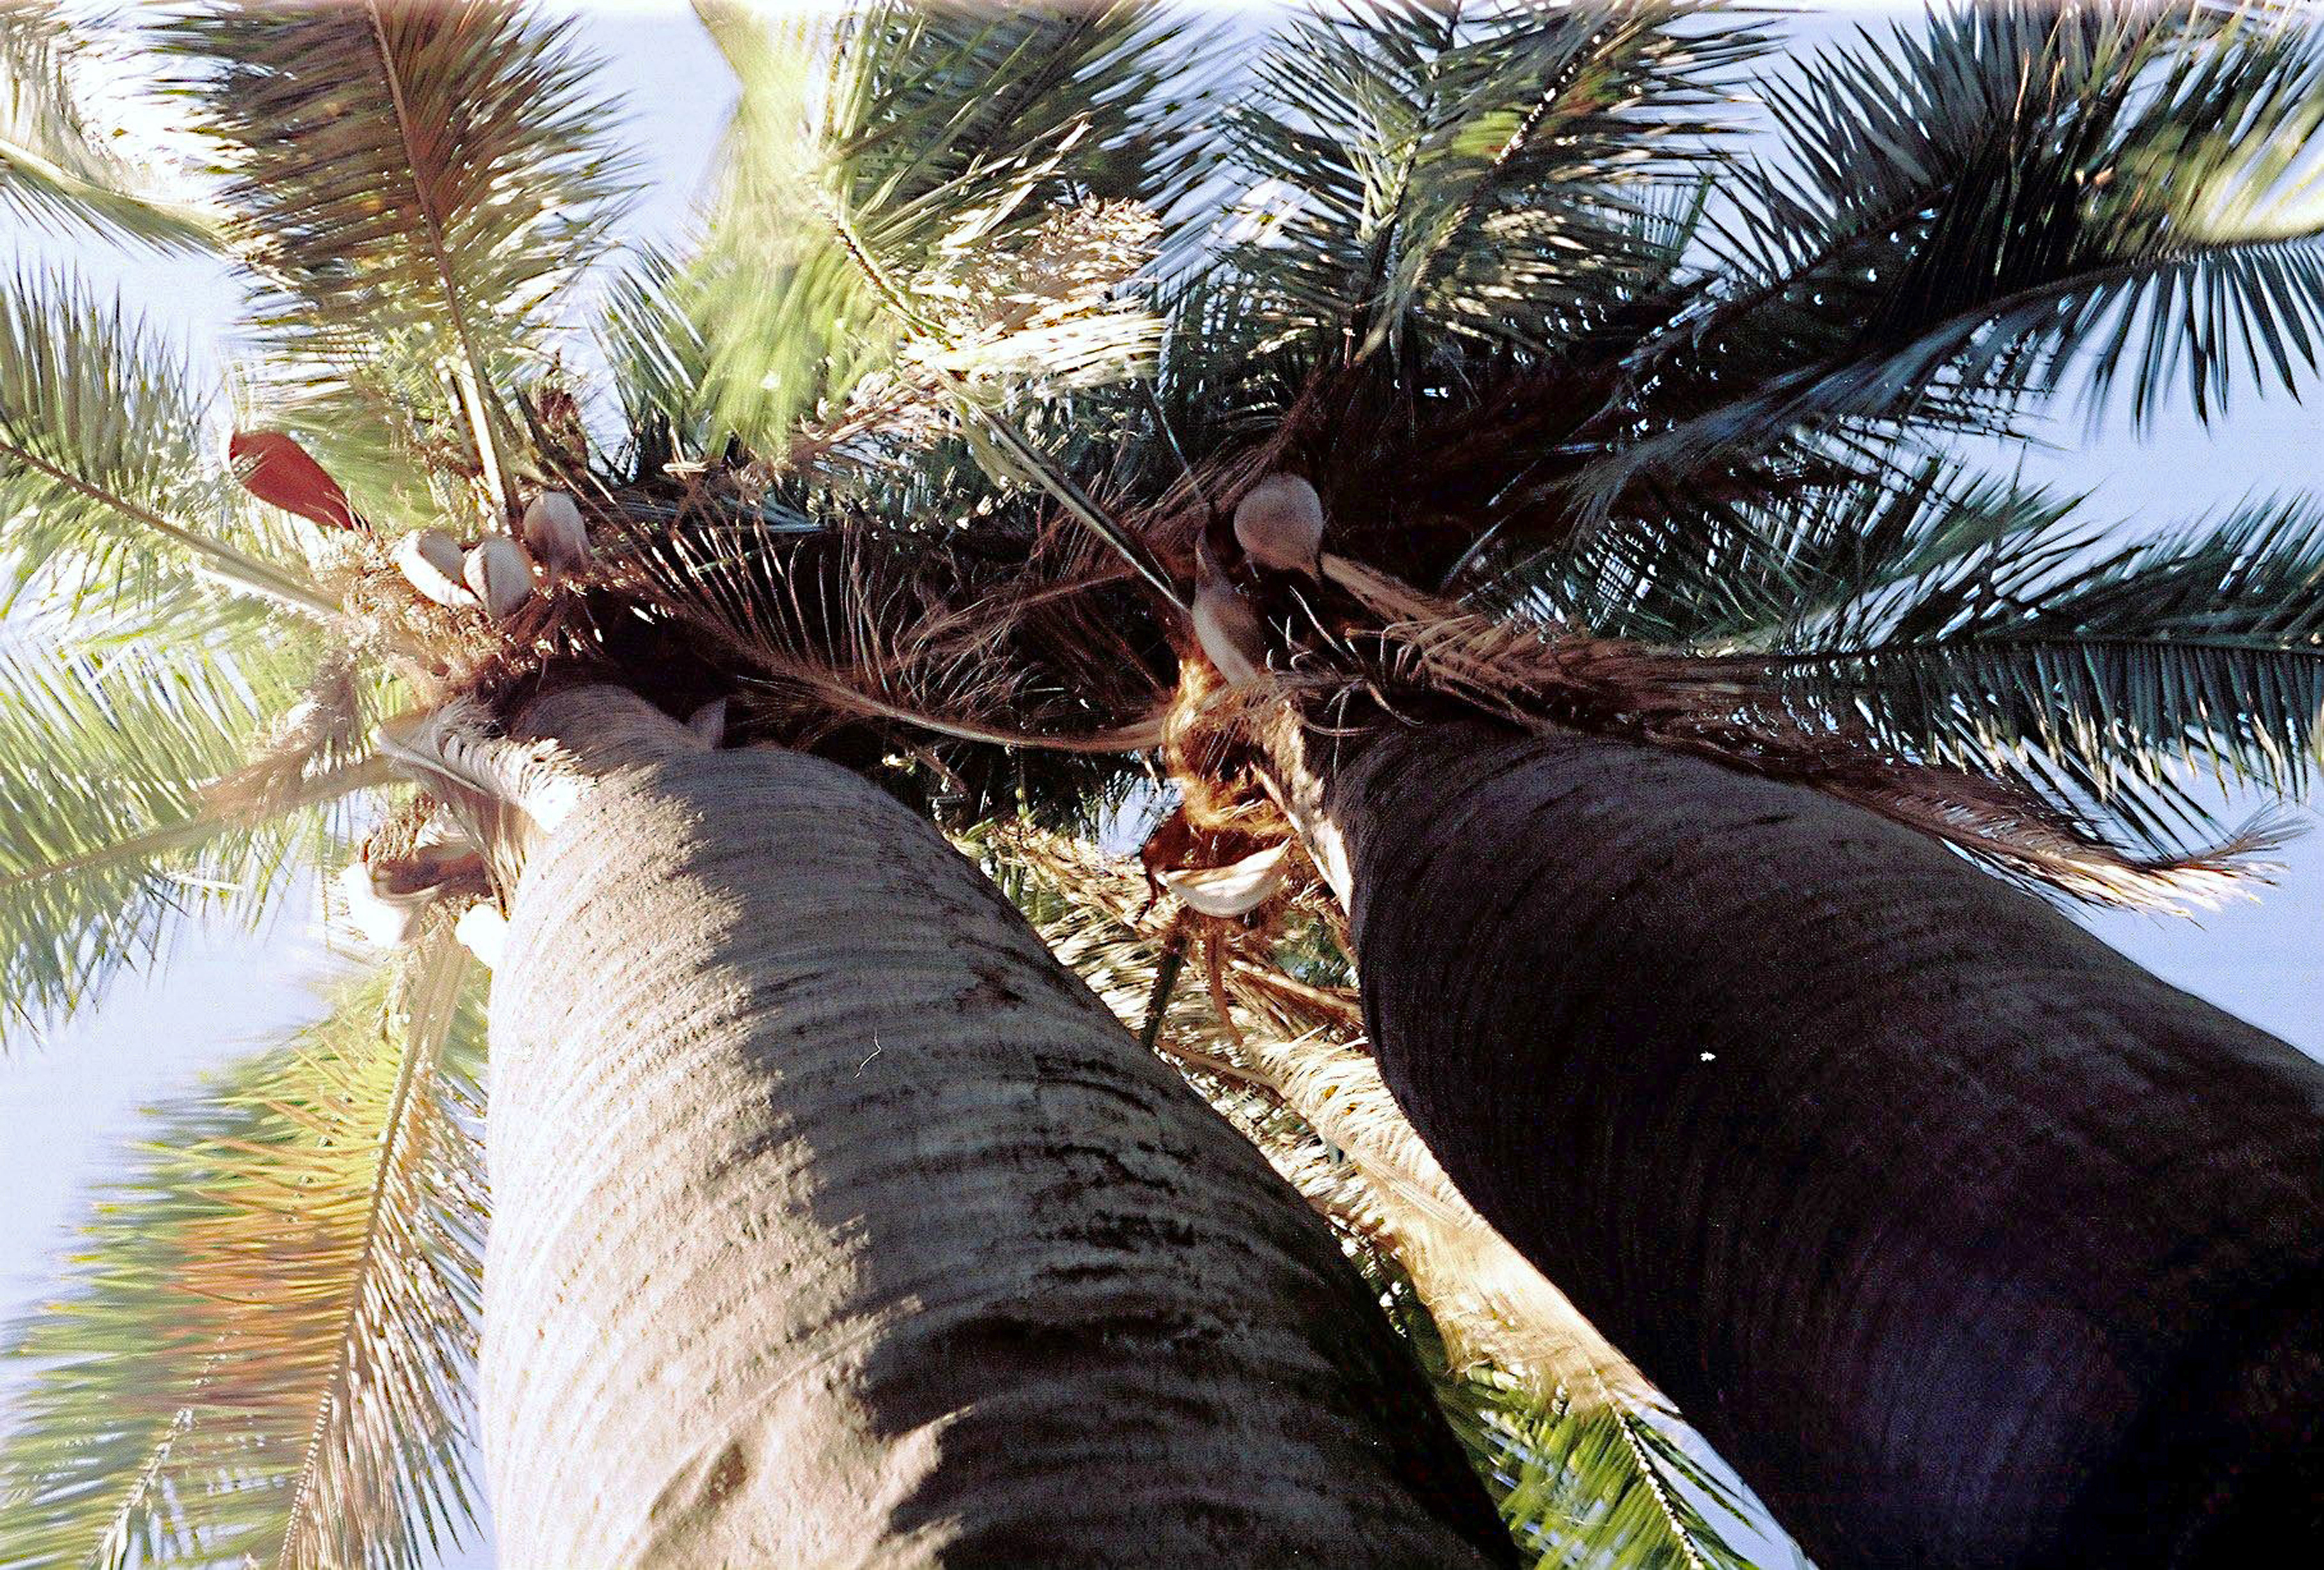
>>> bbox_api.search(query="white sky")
[2,6,2319,1568]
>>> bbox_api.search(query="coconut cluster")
[389,491,591,619]
[337,490,604,962]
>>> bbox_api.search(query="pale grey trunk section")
[480,689,1509,1569]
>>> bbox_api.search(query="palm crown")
[3,3,2321,1566]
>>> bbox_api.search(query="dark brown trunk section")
[1324,720,2324,1570]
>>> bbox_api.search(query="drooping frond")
[1310,550,2281,910]
[160,0,631,527]
[1422,1348,1776,1570]
[0,3,214,249]
[1483,448,2324,853]
[1218,0,1757,368]
[1760,490,2324,848]
[0,270,334,618]
[693,1,1205,454]
[565,445,1172,834]
[0,942,487,1570]
[1572,1,2324,518]
[0,634,373,1046]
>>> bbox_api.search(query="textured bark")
[479,689,1510,1569]
[1319,720,2324,1570]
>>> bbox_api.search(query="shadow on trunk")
[1320,719,2324,1570]
[476,688,1512,1568]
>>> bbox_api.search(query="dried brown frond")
[1158,658,1301,839]
[198,655,369,821]
[323,535,526,688]
[1284,557,2288,912]
[359,791,438,875]
[608,484,1169,765]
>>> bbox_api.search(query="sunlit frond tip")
[0,942,486,1570]
[0,4,216,249]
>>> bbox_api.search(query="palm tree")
[6,3,2323,1567]
[677,1,2323,1562]
[0,4,1775,1566]
[1136,10,2324,1565]
[0,5,1515,1566]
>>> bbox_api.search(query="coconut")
[338,860,429,947]
[454,903,507,969]
[463,535,536,620]
[1232,473,1325,575]
[521,490,591,574]
[392,529,476,609]
[1159,843,1293,917]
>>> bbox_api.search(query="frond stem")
[274,937,463,1570]
[1753,630,2324,669]
[1136,939,1185,1052]
[1613,1409,1711,1570]
[820,198,1186,610]
[364,0,512,522]
[0,435,339,620]
[0,754,394,889]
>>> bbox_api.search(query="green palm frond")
[160,0,631,525]
[1536,459,2078,645]
[0,271,334,619]
[1499,455,2323,850]
[0,941,487,1570]
[1218,0,1756,369]
[1576,1,2324,514]
[0,4,215,250]
[1413,1314,1774,1570]
[0,632,373,1046]
[1760,493,2324,848]
[596,244,718,478]
[693,0,1205,452]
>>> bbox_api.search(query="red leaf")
[228,430,364,532]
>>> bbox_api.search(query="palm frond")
[0,270,336,619]
[1758,492,2324,848]
[1218,0,1757,368]
[692,0,1205,452]
[1476,447,2324,853]
[1303,552,2276,910]
[0,4,215,250]
[595,244,718,479]
[1512,459,2059,644]
[0,634,373,1046]
[1574,1,2324,515]
[160,0,631,525]
[0,942,486,1570]
[618,499,1166,762]
[1425,1350,1776,1570]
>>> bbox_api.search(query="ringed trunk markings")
[476,688,1513,1569]
[1308,719,2324,1569]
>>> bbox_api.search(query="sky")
[2,5,2320,1568]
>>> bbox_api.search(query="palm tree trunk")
[1305,719,2324,1570]
[477,688,1510,1569]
